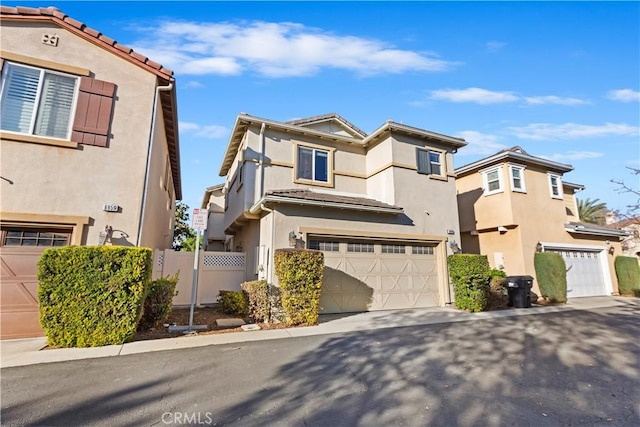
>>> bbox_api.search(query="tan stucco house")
[213,112,467,314]
[0,6,181,338]
[455,146,627,298]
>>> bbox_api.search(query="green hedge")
[534,252,567,303]
[241,280,269,322]
[138,274,179,331]
[615,256,640,296]
[448,254,491,312]
[275,248,324,326]
[217,290,247,316]
[38,246,152,347]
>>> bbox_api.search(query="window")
[297,146,329,183]
[1,227,71,247]
[308,240,340,252]
[481,167,503,195]
[416,148,443,176]
[412,245,434,255]
[1,62,78,140]
[347,242,374,253]
[548,174,562,199]
[381,244,405,254]
[508,165,526,193]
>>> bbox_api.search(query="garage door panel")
[549,248,606,298]
[318,240,441,314]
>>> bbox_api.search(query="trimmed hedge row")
[241,280,269,322]
[138,274,179,331]
[217,290,247,316]
[448,254,491,312]
[275,248,324,326]
[615,256,640,296]
[38,246,152,347]
[534,252,567,303]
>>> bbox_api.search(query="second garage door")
[309,238,441,314]
[546,248,608,297]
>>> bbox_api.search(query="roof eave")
[249,195,403,215]
[456,151,573,175]
[363,122,467,148]
[564,226,630,238]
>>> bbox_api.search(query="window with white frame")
[297,145,329,183]
[481,167,503,195]
[1,62,78,140]
[508,165,526,192]
[548,174,562,199]
[347,242,374,253]
[416,148,443,176]
[381,244,406,254]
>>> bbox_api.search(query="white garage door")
[309,238,440,314]
[548,249,607,297]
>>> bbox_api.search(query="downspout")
[260,203,275,285]
[136,82,174,246]
[259,122,266,199]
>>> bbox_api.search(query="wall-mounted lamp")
[608,246,615,255]
[536,242,543,253]
[289,231,297,247]
[99,225,113,246]
[449,240,461,254]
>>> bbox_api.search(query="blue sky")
[22,1,640,215]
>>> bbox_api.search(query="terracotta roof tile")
[266,189,402,211]
[1,5,174,78]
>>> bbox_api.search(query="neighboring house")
[0,6,181,338]
[455,146,627,298]
[214,112,467,314]
[201,184,226,251]
[607,216,640,258]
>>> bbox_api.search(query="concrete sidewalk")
[1,296,635,368]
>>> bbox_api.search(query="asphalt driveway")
[1,300,639,426]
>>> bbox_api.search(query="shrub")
[534,252,567,303]
[241,280,269,322]
[138,274,179,331]
[488,275,509,310]
[615,256,640,296]
[217,290,247,316]
[448,254,491,312]
[38,246,152,347]
[274,248,324,326]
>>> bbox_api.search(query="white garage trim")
[539,241,613,296]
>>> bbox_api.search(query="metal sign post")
[186,208,207,333]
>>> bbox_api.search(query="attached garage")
[309,237,442,313]
[543,244,612,298]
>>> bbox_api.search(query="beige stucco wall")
[0,21,165,247]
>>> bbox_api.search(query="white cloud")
[541,151,604,162]
[132,20,457,77]
[506,122,639,140]
[486,41,507,52]
[184,80,205,89]
[524,96,590,106]
[455,131,507,155]
[430,88,519,104]
[607,89,640,102]
[179,121,229,139]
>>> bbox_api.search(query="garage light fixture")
[289,231,298,247]
[536,242,543,253]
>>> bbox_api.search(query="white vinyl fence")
[152,250,246,307]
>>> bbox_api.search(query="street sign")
[192,208,207,231]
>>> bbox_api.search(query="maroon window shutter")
[71,77,116,147]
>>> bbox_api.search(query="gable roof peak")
[501,145,529,155]
[285,113,367,138]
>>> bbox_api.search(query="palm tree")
[577,198,607,224]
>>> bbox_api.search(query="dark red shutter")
[71,77,116,147]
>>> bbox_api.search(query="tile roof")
[565,221,630,237]
[0,5,174,80]
[265,189,402,211]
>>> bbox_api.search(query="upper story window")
[508,165,526,193]
[1,62,78,140]
[416,148,444,176]
[296,145,330,183]
[548,174,563,199]
[481,166,504,195]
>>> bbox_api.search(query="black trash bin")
[506,275,533,308]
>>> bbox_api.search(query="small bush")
[217,290,247,316]
[614,256,640,296]
[275,248,324,326]
[138,274,179,331]
[241,280,269,322]
[488,275,509,310]
[534,252,567,303]
[38,246,152,347]
[448,254,491,312]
